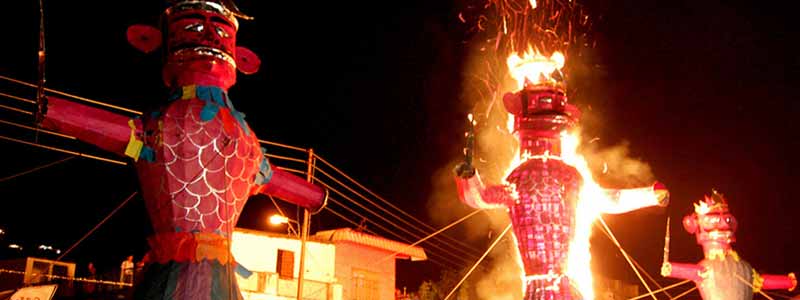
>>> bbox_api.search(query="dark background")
[0,0,798,296]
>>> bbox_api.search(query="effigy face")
[162,2,239,88]
[505,158,582,299]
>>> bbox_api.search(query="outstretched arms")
[599,182,670,214]
[757,272,797,292]
[661,261,704,282]
[454,164,512,210]
[39,96,143,159]
[251,154,327,213]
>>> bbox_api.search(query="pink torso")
[136,97,261,234]
[504,158,581,276]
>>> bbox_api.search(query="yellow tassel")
[181,85,196,100]
[752,269,764,293]
[124,119,143,161]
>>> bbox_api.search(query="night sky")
[1,0,799,297]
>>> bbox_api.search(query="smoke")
[578,138,656,188]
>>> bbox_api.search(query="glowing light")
[529,0,537,9]
[269,214,290,225]
[8,244,22,250]
[506,47,565,90]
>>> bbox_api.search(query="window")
[276,249,294,279]
[352,269,379,300]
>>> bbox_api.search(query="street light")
[268,214,298,236]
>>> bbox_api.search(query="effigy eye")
[215,26,230,38]
[184,23,204,32]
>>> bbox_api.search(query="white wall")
[231,229,336,283]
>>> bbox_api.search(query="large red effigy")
[37,1,327,300]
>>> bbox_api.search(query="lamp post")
[297,148,315,300]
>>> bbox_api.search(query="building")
[313,228,427,300]
[232,228,341,300]
[231,227,426,300]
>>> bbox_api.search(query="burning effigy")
[661,190,796,300]
[36,1,327,299]
[454,47,669,299]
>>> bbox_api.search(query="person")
[119,255,134,285]
[81,262,98,299]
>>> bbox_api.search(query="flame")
[694,201,711,215]
[506,47,565,90]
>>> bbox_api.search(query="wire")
[317,180,477,265]
[0,134,127,165]
[0,75,142,115]
[0,91,36,104]
[0,104,32,115]
[314,153,483,255]
[313,167,481,260]
[325,196,465,269]
[0,156,73,183]
[258,139,307,153]
[0,118,76,140]
[57,192,139,261]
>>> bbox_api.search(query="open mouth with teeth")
[170,46,236,68]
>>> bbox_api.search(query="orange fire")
[506,47,565,90]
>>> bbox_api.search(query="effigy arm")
[599,181,670,214]
[251,157,327,212]
[454,169,511,209]
[755,271,797,292]
[661,261,703,282]
[40,96,143,160]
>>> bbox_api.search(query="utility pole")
[296,148,314,300]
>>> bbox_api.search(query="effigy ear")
[682,214,698,234]
[235,46,261,75]
[503,92,522,115]
[126,24,162,54]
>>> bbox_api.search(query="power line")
[316,179,477,265]
[324,196,466,269]
[0,156,74,183]
[315,153,483,255]
[313,165,482,260]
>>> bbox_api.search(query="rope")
[443,223,513,300]
[735,273,776,300]
[595,221,674,298]
[373,209,484,266]
[0,134,127,165]
[0,269,132,287]
[0,156,73,183]
[669,286,698,300]
[598,217,658,300]
[627,280,691,300]
[57,192,138,260]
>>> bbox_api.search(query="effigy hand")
[653,181,670,207]
[454,161,476,179]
